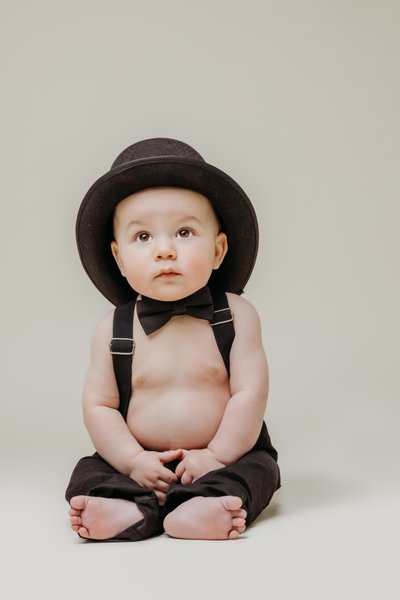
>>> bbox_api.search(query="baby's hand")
[129,449,182,505]
[175,449,226,485]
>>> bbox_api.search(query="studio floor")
[2,444,398,600]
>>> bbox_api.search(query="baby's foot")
[69,496,144,540]
[163,495,246,540]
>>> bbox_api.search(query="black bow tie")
[136,286,214,335]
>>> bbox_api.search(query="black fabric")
[210,289,235,375]
[111,301,135,419]
[137,286,214,335]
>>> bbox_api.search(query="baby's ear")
[213,232,228,270]
[111,241,126,277]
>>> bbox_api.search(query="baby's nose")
[154,238,177,260]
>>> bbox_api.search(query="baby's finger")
[159,466,179,484]
[159,449,183,463]
[155,479,171,493]
[180,470,193,485]
[175,461,185,479]
[155,491,166,506]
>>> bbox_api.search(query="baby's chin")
[136,284,207,302]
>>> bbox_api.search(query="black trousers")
[65,423,280,541]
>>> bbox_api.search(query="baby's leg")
[163,447,280,538]
[65,453,163,541]
[69,496,144,540]
[163,496,247,540]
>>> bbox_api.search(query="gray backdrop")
[1,1,399,599]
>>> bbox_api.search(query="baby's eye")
[134,231,152,243]
[176,228,194,239]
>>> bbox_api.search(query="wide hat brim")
[76,143,258,306]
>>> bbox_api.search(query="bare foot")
[69,496,144,540]
[163,496,247,540]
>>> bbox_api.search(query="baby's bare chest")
[131,315,227,387]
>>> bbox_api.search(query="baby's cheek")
[188,249,215,271]
[192,260,214,282]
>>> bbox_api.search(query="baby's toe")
[70,516,82,526]
[232,517,246,528]
[77,526,90,538]
[69,508,81,517]
[228,529,240,540]
[222,496,243,511]
[70,496,87,511]
[232,508,247,519]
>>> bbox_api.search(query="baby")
[66,138,280,541]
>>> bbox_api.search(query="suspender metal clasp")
[211,307,234,327]
[109,337,135,356]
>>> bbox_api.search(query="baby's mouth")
[156,269,180,278]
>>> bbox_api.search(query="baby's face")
[111,187,227,301]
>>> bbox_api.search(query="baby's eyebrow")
[125,219,147,229]
[178,215,202,224]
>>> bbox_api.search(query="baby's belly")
[126,386,230,450]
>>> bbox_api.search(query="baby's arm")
[82,311,180,498]
[177,295,268,483]
[207,294,268,463]
[82,310,143,474]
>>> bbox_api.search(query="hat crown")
[111,137,205,169]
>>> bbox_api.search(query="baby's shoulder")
[226,292,260,318]
[225,292,262,337]
[90,309,114,348]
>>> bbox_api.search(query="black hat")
[76,137,258,305]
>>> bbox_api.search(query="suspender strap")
[110,300,135,419]
[110,291,235,419]
[210,290,235,376]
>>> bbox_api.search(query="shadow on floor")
[256,471,368,523]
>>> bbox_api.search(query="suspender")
[110,301,135,419]
[209,290,234,375]
[110,290,235,420]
